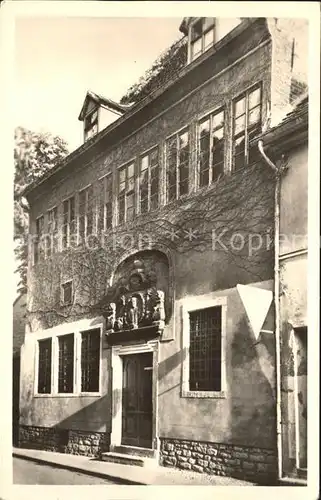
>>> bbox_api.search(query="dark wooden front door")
[121,352,153,448]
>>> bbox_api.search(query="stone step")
[101,451,156,468]
[112,445,155,458]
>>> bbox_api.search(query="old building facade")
[18,18,308,484]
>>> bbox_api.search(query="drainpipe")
[258,139,283,481]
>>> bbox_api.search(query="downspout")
[258,139,283,481]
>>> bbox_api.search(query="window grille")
[189,306,222,391]
[37,338,52,394]
[81,329,100,392]
[58,333,74,393]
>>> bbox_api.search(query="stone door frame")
[110,340,159,456]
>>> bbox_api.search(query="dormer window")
[84,109,98,142]
[190,18,215,62]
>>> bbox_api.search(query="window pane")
[58,334,74,394]
[150,148,158,166]
[191,19,203,40]
[141,155,149,171]
[204,28,214,50]
[212,110,224,130]
[38,339,52,394]
[119,168,126,184]
[199,122,210,187]
[234,97,246,117]
[248,106,261,126]
[203,17,215,31]
[234,134,245,170]
[167,137,177,201]
[212,131,225,180]
[234,114,246,135]
[179,131,189,149]
[249,87,261,109]
[62,282,72,304]
[191,37,202,60]
[81,329,100,393]
[189,307,222,392]
[127,163,135,179]
[118,195,125,224]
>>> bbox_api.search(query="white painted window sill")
[181,389,226,399]
[34,392,102,398]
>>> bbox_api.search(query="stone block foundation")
[19,425,109,457]
[160,438,277,485]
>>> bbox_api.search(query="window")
[139,147,159,213]
[233,85,262,171]
[81,329,100,392]
[199,108,225,187]
[189,306,222,392]
[34,215,44,264]
[62,196,76,249]
[46,207,58,257]
[98,174,113,232]
[190,18,215,61]
[118,162,135,224]
[61,281,73,305]
[84,110,98,142]
[78,185,94,242]
[58,333,74,393]
[166,129,190,202]
[37,338,52,394]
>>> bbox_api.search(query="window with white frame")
[232,84,262,171]
[34,215,45,264]
[166,129,190,202]
[139,147,159,214]
[35,324,102,396]
[98,174,113,232]
[118,162,135,224]
[58,333,74,394]
[80,329,100,393]
[62,196,76,249]
[46,206,58,257]
[78,185,94,242]
[189,18,215,62]
[37,338,52,394]
[182,296,226,398]
[199,108,225,187]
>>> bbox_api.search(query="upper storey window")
[84,109,98,142]
[190,18,215,62]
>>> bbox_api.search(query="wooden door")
[121,352,153,448]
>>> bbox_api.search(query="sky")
[14,16,183,151]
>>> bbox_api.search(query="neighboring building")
[13,292,27,445]
[259,94,308,483]
[18,18,308,484]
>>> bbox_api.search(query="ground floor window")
[81,329,100,393]
[37,338,52,394]
[58,333,74,394]
[189,306,222,392]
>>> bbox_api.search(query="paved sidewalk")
[13,447,255,486]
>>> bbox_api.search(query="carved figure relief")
[103,255,167,334]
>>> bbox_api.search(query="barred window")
[139,147,159,214]
[189,306,222,391]
[34,215,44,264]
[37,338,52,394]
[62,196,76,249]
[81,329,100,393]
[98,174,113,233]
[199,108,225,187]
[46,206,58,257]
[166,129,190,202]
[118,162,135,224]
[78,185,94,242]
[233,85,262,171]
[58,334,74,393]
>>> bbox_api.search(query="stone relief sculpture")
[103,257,166,334]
